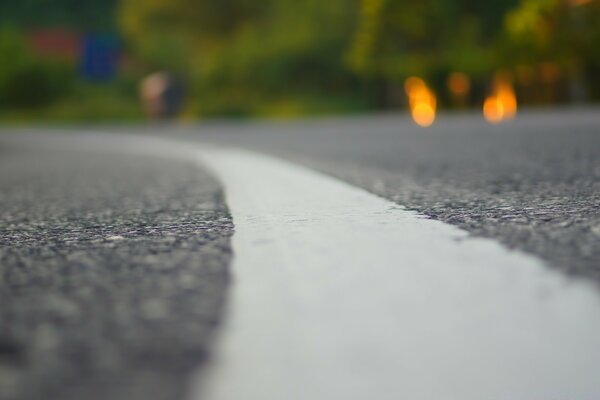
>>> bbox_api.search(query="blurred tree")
[347,0,518,77]
[346,0,520,106]
[504,0,600,100]
[118,0,266,70]
[118,0,599,115]
[119,0,362,116]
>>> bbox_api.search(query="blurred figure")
[140,71,184,120]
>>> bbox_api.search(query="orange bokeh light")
[483,96,504,124]
[404,76,426,96]
[412,102,436,127]
[483,77,517,124]
[405,76,436,127]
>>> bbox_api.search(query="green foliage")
[119,0,364,116]
[347,0,520,80]
[0,0,117,30]
[4,0,600,121]
[0,27,74,109]
[504,0,600,64]
[499,0,600,99]
[0,77,144,123]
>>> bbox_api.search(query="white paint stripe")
[189,147,600,400]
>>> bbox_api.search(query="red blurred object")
[26,29,81,62]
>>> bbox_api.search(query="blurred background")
[0,0,599,124]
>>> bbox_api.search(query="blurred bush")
[0,27,74,109]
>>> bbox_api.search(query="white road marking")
[189,147,600,400]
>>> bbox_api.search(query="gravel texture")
[0,144,233,400]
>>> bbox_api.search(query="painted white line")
[190,147,600,400]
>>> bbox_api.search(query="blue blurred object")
[80,34,119,81]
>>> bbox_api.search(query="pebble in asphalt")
[0,144,233,400]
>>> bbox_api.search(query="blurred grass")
[0,83,144,124]
[0,84,369,123]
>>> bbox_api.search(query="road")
[0,106,599,399]
[0,139,232,400]
[174,107,600,281]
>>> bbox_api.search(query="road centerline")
[190,146,600,400]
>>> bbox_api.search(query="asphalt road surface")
[0,106,599,399]
[0,141,232,400]
[175,107,600,282]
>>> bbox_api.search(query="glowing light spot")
[404,76,426,96]
[404,76,437,127]
[483,76,517,124]
[483,96,504,124]
[412,103,436,127]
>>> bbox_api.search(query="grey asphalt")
[0,106,599,400]
[171,107,600,282]
[0,140,232,400]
